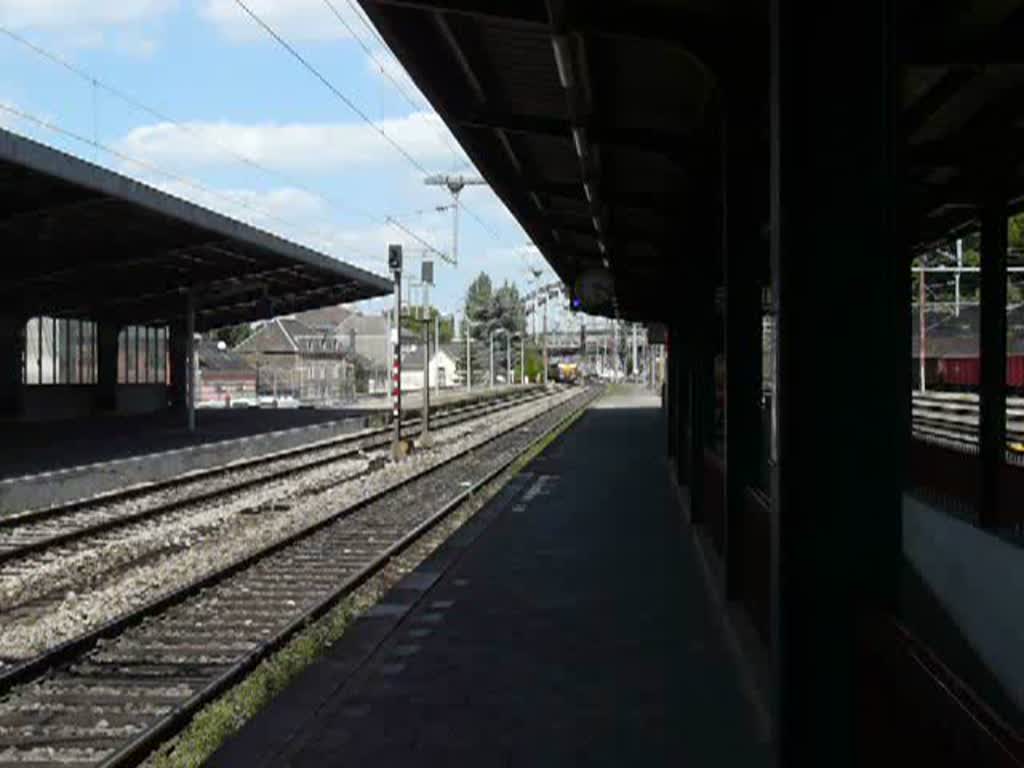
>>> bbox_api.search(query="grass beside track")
[144,395,592,768]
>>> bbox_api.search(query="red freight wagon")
[936,355,1024,389]
[937,357,980,388]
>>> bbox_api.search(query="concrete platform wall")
[20,384,168,421]
[22,386,97,421]
[903,495,1024,711]
[116,384,167,414]
[0,413,375,514]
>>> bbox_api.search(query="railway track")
[912,391,1024,461]
[0,388,547,567]
[0,386,598,767]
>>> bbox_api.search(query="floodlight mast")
[424,174,487,266]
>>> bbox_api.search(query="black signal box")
[388,244,403,272]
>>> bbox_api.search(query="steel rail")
[0,387,542,529]
[0,388,593,710]
[98,388,598,768]
[0,390,549,567]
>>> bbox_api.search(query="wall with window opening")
[22,319,170,387]
[23,317,98,385]
[117,325,169,385]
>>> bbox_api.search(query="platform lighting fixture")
[572,126,587,160]
[552,229,562,244]
[592,215,602,233]
[583,182,593,203]
[530,191,544,210]
[598,240,606,254]
[552,35,574,88]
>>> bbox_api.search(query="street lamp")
[510,333,526,385]
[489,328,507,388]
[463,315,479,391]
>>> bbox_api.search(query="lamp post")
[463,316,478,391]
[506,332,512,386]
[511,333,525,385]
[487,331,503,391]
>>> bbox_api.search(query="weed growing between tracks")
[143,397,590,768]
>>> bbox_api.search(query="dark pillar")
[675,325,692,490]
[169,319,187,411]
[687,278,714,524]
[96,321,120,412]
[0,314,24,419]
[771,1,901,764]
[979,195,1007,528]
[667,322,678,459]
[723,133,764,599]
[668,314,692,491]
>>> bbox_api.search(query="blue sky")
[0,0,585,328]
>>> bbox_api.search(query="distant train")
[549,362,580,383]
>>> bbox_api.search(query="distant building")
[400,344,459,392]
[233,305,429,400]
[234,317,360,404]
[197,339,256,407]
[293,305,354,334]
[337,311,419,394]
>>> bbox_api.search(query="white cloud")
[114,35,159,57]
[115,111,464,174]
[199,0,356,42]
[137,173,449,277]
[0,0,175,29]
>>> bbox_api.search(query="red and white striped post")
[388,244,403,456]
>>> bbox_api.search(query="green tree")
[400,307,454,343]
[493,281,527,335]
[463,272,494,338]
[208,324,253,348]
[461,272,530,385]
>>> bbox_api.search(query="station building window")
[23,317,98,385]
[117,325,168,384]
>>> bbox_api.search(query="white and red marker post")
[388,244,403,456]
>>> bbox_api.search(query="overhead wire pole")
[507,333,516,387]
[424,174,488,266]
[520,335,525,385]
[543,295,549,386]
[420,254,433,444]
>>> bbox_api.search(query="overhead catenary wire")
[321,0,428,114]
[235,0,501,252]
[458,197,501,239]
[385,215,446,259]
[343,0,391,52]
[232,0,431,177]
[321,0,465,168]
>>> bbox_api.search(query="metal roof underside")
[358,0,1024,322]
[0,129,392,332]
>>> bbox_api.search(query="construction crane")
[424,173,488,266]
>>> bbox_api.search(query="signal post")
[389,244,403,458]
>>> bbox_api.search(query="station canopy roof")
[358,0,1024,322]
[0,128,392,332]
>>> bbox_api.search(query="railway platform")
[209,385,772,767]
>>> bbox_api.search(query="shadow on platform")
[210,386,772,767]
